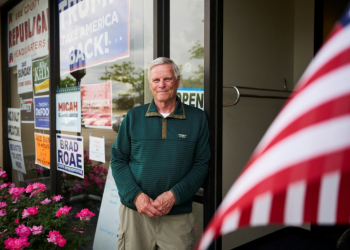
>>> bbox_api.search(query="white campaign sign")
[8,108,21,141]
[93,167,121,250]
[9,140,26,174]
[56,89,81,133]
[89,136,105,163]
[17,56,33,94]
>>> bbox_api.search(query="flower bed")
[0,168,95,250]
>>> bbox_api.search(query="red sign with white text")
[81,82,112,129]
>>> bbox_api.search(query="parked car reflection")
[112,114,126,132]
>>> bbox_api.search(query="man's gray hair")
[148,57,180,80]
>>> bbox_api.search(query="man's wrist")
[133,191,143,206]
[169,189,177,205]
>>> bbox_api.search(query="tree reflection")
[60,76,76,88]
[100,62,144,106]
[181,41,204,89]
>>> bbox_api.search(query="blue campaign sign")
[59,0,129,75]
[34,95,50,130]
[56,134,84,178]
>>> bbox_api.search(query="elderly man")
[111,57,210,249]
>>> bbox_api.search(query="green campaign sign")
[33,56,49,93]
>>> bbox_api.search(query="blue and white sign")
[34,95,50,130]
[56,134,84,178]
[58,0,130,76]
[93,167,121,249]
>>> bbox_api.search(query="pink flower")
[22,206,38,219]
[4,236,30,250]
[73,227,85,233]
[15,224,31,237]
[56,206,72,217]
[61,173,67,178]
[0,183,10,189]
[0,170,7,178]
[76,208,95,221]
[47,230,66,247]
[94,176,102,185]
[14,219,19,224]
[72,184,83,193]
[37,166,44,175]
[32,182,46,191]
[0,209,6,216]
[31,225,43,235]
[8,187,25,198]
[40,198,51,205]
[27,183,46,197]
[21,210,29,219]
[0,202,7,208]
[52,195,63,202]
[25,185,33,193]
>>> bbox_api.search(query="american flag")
[197,4,350,250]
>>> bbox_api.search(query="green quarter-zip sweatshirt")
[111,97,210,215]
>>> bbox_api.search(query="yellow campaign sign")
[35,133,50,169]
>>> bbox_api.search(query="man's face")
[149,64,180,105]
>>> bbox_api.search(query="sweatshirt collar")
[145,96,186,119]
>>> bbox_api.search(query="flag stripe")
[251,192,272,226]
[285,180,306,225]
[317,171,341,224]
[238,204,252,227]
[269,190,286,223]
[336,172,350,222]
[303,180,320,222]
[221,209,240,235]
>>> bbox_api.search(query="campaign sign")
[93,167,120,249]
[33,56,50,93]
[35,133,50,169]
[8,108,21,141]
[56,134,84,178]
[89,136,105,163]
[56,86,81,133]
[59,0,130,76]
[177,88,204,110]
[9,140,26,174]
[17,56,33,94]
[20,92,34,123]
[34,95,50,130]
[81,82,112,129]
[8,0,49,67]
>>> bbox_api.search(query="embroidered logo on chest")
[178,134,187,139]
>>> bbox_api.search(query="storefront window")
[7,0,51,194]
[58,0,153,247]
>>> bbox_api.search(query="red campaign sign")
[81,81,112,129]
